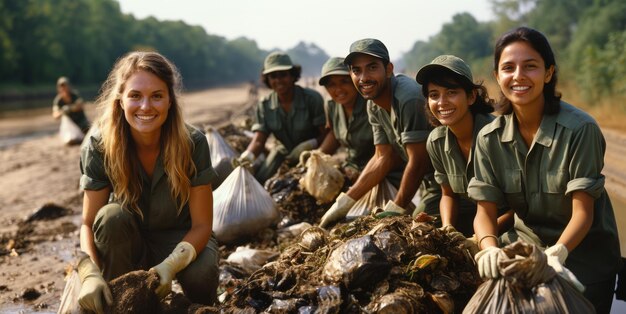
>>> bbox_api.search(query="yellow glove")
[77,256,113,314]
[319,192,356,228]
[475,246,502,279]
[150,241,197,299]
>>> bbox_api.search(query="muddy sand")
[0,84,625,313]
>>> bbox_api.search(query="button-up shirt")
[468,101,621,283]
[326,95,373,170]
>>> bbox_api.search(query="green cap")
[344,38,389,65]
[415,55,473,84]
[262,52,294,74]
[319,57,350,85]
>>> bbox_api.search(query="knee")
[177,238,219,304]
[93,203,139,244]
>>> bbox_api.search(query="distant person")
[317,56,374,183]
[235,51,327,184]
[77,51,219,313]
[319,39,441,228]
[52,76,90,133]
[247,79,258,103]
[468,27,621,313]
[416,55,513,237]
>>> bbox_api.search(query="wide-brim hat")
[344,38,390,65]
[319,57,350,85]
[262,52,294,74]
[415,55,473,84]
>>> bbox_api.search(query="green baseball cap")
[415,55,473,84]
[319,57,350,85]
[344,38,389,65]
[262,52,294,74]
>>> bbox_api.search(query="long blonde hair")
[95,51,195,218]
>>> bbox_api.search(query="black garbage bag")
[463,241,594,314]
[322,235,390,290]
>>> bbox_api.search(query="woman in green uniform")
[236,52,327,184]
[416,55,513,237]
[317,57,374,183]
[468,27,621,313]
[77,51,219,313]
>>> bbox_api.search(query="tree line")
[402,0,626,105]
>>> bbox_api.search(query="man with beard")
[319,39,441,228]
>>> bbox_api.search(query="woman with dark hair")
[77,51,219,313]
[468,27,621,313]
[236,51,326,184]
[416,55,513,238]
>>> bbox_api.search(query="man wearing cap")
[319,39,441,228]
[52,76,90,133]
[236,51,326,184]
[317,57,374,183]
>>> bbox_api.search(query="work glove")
[545,244,585,292]
[375,200,406,218]
[150,241,197,299]
[232,150,255,168]
[297,149,321,167]
[439,225,480,256]
[474,246,502,279]
[319,192,356,228]
[286,139,318,162]
[77,255,113,314]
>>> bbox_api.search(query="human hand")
[61,105,71,114]
[544,244,584,292]
[286,139,318,162]
[319,192,356,228]
[544,243,568,264]
[232,150,255,168]
[474,246,502,279]
[150,242,196,299]
[77,257,113,314]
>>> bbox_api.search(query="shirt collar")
[500,111,555,148]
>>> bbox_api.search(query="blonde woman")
[77,51,218,313]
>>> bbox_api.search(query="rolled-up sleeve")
[426,134,448,185]
[368,104,389,145]
[251,100,268,133]
[80,135,110,191]
[467,134,505,205]
[399,97,430,144]
[190,129,218,187]
[565,123,606,198]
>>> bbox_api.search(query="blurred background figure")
[52,76,90,134]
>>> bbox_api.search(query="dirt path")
[0,85,625,312]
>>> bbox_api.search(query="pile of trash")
[219,213,482,313]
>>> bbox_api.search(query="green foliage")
[287,41,329,77]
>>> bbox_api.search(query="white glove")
[319,192,356,228]
[150,241,197,299]
[233,150,255,167]
[439,225,479,256]
[286,139,318,161]
[77,256,113,314]
[475,246,502,279]
[375,200,406,218]
[545,244,585,292]
[61,105,71,114]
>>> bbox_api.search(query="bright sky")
[116,0,494,60]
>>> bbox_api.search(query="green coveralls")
[79,125,220,304]
[467,102,621,313]
[326,95,374,170]
[426,113,499,236]
[367,74,441,216]
[251,85,325,183]
[53,91,90,133]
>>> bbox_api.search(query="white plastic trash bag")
[226,246,279,274]
[205,127,237,165]
[346,179,397,219]
[59,115,84,145]
[213,166,279,244]
[299,151,344,204]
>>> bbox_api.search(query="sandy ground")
[0,84,625,313]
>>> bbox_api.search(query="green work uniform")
[467,102,621,287]
[251,85,325,183]
[79,125,220,304]
[426,113,500,236]
[53,91,90,133]
[326,94,374,170]
[367,74,441,215]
